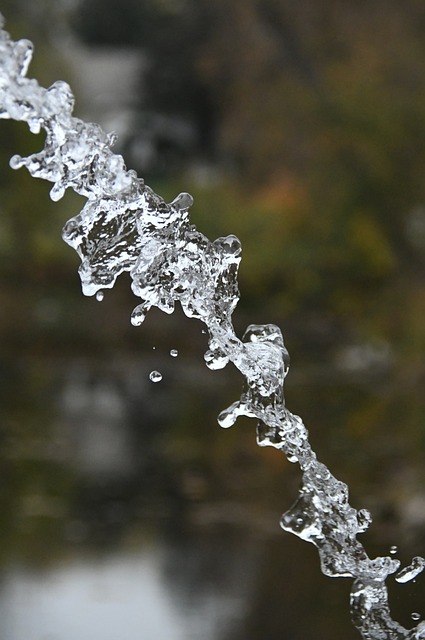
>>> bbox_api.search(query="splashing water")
[1,15,424,639]
[395,557,425,584]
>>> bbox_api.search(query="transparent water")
[1,13,424,639]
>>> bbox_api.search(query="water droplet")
[149,371,162,383]
[96,291,104,302]
[9,154,24,169]
[170,191,193,211]
[412,612,421,622]
[214,234,241,257]
[170,349,178,357]
[395,556,425,583]
[217,402,240,428]
[390,545,398,555]
[130,304,147,326]
[50,182,65,201]
[28,120,41,134]
[204,349,229,370]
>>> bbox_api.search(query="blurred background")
[1,0,425,638]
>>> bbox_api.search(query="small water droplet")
[50,182,65,201]
[170,349,178,357]
[217,402,239,428]
[9,154,24,169]
[395,556,425,583]
[204,349,229,370]
[170,191,193,211]
[130,304,147,326]
[390,545,398,555]
[96,291,104,302]
[149,371,162,383]
[412,612,421,622]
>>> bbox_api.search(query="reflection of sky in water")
[2,353,425,639]
[0,543,247,640]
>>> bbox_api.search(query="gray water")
[0,349,425,639]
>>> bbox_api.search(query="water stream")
[1,14,424,638]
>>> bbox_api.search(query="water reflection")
[1,349,425,638]
[60,362,137,480]
[1,548,182,640]
[0,545,231,640]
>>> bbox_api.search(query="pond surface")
[0,539,258,640]
[1,331,425,639]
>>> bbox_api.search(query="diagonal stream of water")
[0,14,423,639]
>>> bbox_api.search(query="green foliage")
[3,1,425,584]
[4,0,425,356]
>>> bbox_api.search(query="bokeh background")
[1,0,425,638]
